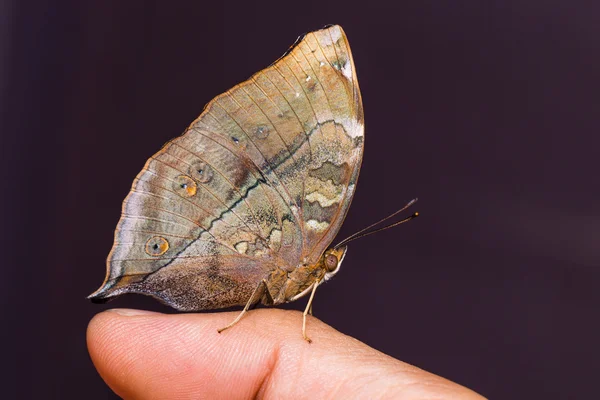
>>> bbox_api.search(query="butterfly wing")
[282,25,364,264]
[89,25,363,310]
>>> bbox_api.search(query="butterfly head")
[322,245,348,281]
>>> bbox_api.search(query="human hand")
[87,309,486,399]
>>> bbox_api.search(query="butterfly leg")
[248,282,275,310]
[262,283,275,305]
[302,280,320,343]
[217,279,267,334]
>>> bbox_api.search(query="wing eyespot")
[189,161,213,183]
[145,236,169,256]
[173,175,197,197]
[255,126,269,139]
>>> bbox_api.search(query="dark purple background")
[2,1,599,398]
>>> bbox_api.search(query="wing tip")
[279,24,346,60]
[320,24,345,35]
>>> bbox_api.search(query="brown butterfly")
[89,25,416,342]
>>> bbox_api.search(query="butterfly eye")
[325,254,338,271]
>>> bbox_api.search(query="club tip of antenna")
[413,212,419,217]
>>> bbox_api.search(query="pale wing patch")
[305,177,344,207]
[306,220,330,232]
[305,191,342,207]
[235,241,248,254]
[345,119,364,139]
[341,61,353,81]
[322,25,343,46]
[329,26,343,44]
[269,228,282,249]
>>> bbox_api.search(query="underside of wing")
[191,24,364,265]
[88,25,363,310]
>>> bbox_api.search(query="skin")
[87,309,486,399]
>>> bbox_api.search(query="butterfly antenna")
[334,198,419,249]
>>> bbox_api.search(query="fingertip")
[87,309,161,362]
[86,309,483,399]
[86,310,128,365]
[86,309,288,399]
[86,310,148,399]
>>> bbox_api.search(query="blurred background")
[2,0,599,398]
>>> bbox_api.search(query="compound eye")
[325,254,338,272]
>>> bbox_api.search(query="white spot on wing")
[235,242,248,254]
[269,229,282,247]
[341,62,353,80]
[329,26,343,45]
[340,118,364,139]
[306,220,329,232]
[305,191,342,207]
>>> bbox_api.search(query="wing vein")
[214,95,297,214]
[187,124,282,229]
[162,142,264,237]
[149,155,257,238]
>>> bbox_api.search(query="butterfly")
[89,25,416,342]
